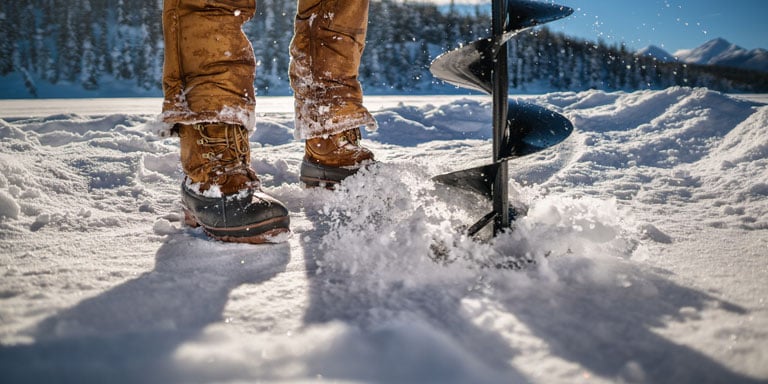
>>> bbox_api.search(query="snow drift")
[0,88,766,383]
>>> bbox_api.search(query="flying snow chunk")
[0,190,20,220]
[153,219,179,235]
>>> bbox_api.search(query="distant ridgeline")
[1,0,767,97]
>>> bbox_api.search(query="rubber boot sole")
[299,158,367,188]
[183,208,290,244]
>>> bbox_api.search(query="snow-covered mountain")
[674,38,768,72]
[637,45,676,62]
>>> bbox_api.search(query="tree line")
[1,0,766,98]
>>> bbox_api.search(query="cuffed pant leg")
[162,0,258,132]
[289,0,377,139]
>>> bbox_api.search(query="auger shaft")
[491,0,510,233]
[430,0,575,238]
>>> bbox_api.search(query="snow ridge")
[674,38,768,72]
[637,45,676,63]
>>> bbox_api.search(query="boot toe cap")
[182,184,290,237]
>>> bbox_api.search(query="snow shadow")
[0,232,290,383]
[493,258,759,383]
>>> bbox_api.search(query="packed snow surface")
[1,89,767,383]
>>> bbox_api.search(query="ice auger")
[431,0,574,237]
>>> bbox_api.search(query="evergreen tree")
[58,9,82,82]
[81,38,99,90]
[113,0,134,81]
[0,10,15,75]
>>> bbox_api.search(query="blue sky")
[427,0,768,53]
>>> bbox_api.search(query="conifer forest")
[1,0,767,97]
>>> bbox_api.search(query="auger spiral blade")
[430,0,574,238]
[430,1,573,93]
[499,100,573,159]
[434,163,500,199]
[434,100,573,200]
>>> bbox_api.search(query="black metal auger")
[430,0,575,237]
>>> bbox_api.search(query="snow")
[674,38,768,73]
[1,89,767,383]
[675,38,741,66]
[637,45,676,63]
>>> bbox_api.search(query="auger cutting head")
[430,0,574,237]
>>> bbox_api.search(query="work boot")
[178,123,290,243]
[300,127,375,187]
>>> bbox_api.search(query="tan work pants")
[161,0,257,132]
[161,0,376,139]
[289,0,377,139]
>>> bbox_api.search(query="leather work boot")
[178,123,290,243]
[300,127,375,187]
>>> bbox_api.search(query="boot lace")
[194,123,255,184]
[337,128,363,150]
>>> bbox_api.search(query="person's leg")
[162,0,257,130]
[289,0,376,187]
[162,0,289,243]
